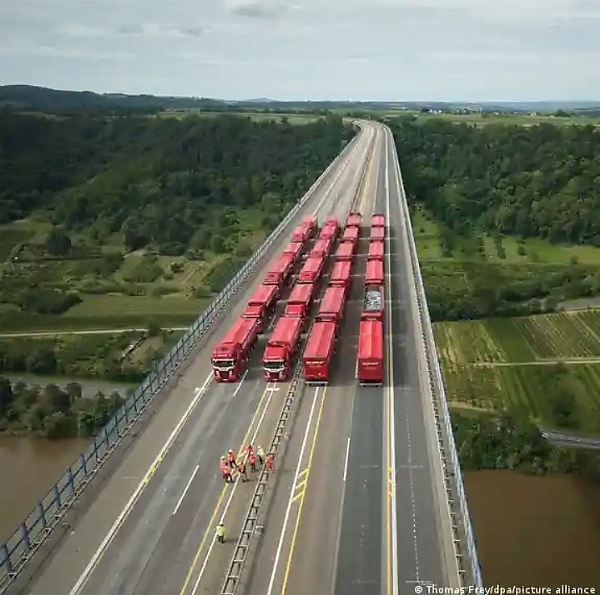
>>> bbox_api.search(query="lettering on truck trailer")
[302,320,337,383]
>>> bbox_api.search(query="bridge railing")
[390,135,483,587]
[0,134,359,588]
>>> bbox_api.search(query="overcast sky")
[1,0,599,101]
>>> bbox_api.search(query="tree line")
[0,377,125,439]
[391,118,600,245]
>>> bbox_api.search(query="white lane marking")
[70,371,215,595]
[384,131,401,594]
[265,387,322,595]
[173,465,200,516]
[190,383,276,595]
[342,437,351,482]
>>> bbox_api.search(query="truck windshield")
[264,360,284,371]
[212,359,235,368]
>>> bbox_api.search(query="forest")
[0,376,124,439]
[0,110,353,329]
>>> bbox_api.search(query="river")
[465,470,600,588]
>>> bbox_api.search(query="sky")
[1,0,599,101]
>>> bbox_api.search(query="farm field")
[435,310,600,433]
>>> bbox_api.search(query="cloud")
[60,22,203,39]
[223,0,287,19]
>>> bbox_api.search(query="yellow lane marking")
[178,382,272,595]
[280,386,328,595]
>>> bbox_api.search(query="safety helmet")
[228,449,233,454]
[220,456,226,460]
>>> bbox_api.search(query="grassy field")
[157,110,321,124]
[412,206,600,266]
[435,310,600,432]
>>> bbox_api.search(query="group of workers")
[218,443,274,485]
[215,444,275,545]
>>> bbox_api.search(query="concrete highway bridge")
[0,121,483,595]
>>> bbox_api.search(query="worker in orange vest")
[265,453,274,472]
[248,452,257,473]
[226,449,236,467]
[237,460,248,482]
[219,456,234,484]
[245,444,254,458]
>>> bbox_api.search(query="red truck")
[365,259,384,287]
[370,226,385,241]
[264,253,295,287]
[242,283,279,333]
[346,211,362,228]
[283,241,304,263]
[357,319,384,386]
[316,286,346,325]
[329,260,352,292]
[301,215,317,238]
[319,225,338,241]
[362,285,384,321]
[341,226,359,245]
[298,256,325,284]
[335,241,355,262]
[302,321,337,383]
[262,316,303,381]
[310,238,333,258]
[212,317,259,382]
[284,282,314,326]
[291,224,310,244]
[324,216,339,228]
[367,240,384,261]
[372,213,385,228]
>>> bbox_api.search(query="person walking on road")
[237,460,248,482]
[265,453,274,472]
[249,452,257,473]
[256,445,265,466]
[216,523,225,544]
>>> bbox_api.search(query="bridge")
[0,121,482,595]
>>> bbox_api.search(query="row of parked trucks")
[210,211,387,386]
[357,214,386,386]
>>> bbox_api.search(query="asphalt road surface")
[9,123,377,595]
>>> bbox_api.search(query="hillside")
[0,111,354,331]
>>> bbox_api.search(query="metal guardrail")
[0,132,362,589]
[389,135,483,587]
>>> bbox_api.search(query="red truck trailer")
[335,241,355,262]
[367,240,384,261]
[284,282,314,325]
[329,260,352,292]
[370,226,385,241]
[346,211,362,228]
[283,241,304,263]
[372,213,385,228]
[365,259,384,287]
[357,319,383,385]
[362,285,384,322]
[310,238,333,258]
[301,215,317,238]
[316,286,346,325]
[212,317,259,382]
[324,216,339,228]
[341,226,359,245]
[298,256,325,284]
[262,316,303,381]
[264,253,295,287]
[302,321,337,383]
[242,283,279,333]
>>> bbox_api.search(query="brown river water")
[1,441,599,587]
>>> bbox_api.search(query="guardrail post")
[79,453,87,476]
[1,544,11,574]
[103,426,110,448]
[54,484,61,508]
[20,524,30,551]
[38,503,46,529]
[68,468,75,493]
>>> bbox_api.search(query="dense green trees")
[391,119,600,245]
[0,376,125,439]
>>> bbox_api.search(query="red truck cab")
[335,241,355,261]
[242,283,278,333]
[368,240,384,261]
[264,253,295,287]
[291,225,310,244]
[316,286,346,326]
[262,316,303,381]
[302,321,337,383]
[298,256,325,284]
[301,215,317,239]
[371,213,385,228]
[357,319,383,386]
[212,317,259,382]
[346,212,362,228]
